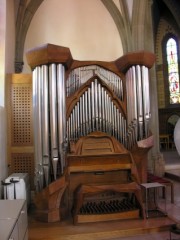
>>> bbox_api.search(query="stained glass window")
[166,38,180,104]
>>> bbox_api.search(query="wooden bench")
[147,173,174,203]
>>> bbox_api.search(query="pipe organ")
[26,44,155,223]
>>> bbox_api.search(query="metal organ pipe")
[101,88,105,132]
[114,105,117,139]
[94,79,98,130]
[142,66,150,138]
[88,88,92,133]
[126,65,151,149]
[66,65,123,101]
[126,66,138,149]
[77,102,80,138]
[98,83,102,132]
[132,67,138,122]
[41,65,50,186]
[106,94,110,133]
[79,96,83,136]
[49,64,59,180]
[91,81,95,132]
[67,78,127,146]
[136,65,143,140]
[33,63,67,190]
[132,66,138,142]
[82,94,85,135]
[104,91,108,132]
[57,64,66,173]
[85,91,88,134]
[32,68,38,190]
[126,70,131,127]
[66,65,126,146]
[33,66,43,191]
[37,67,44,190]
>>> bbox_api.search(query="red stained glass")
[166,38,180,104]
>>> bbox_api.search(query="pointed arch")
[162,33,180,105]
[15,0,44,72]
[101,0,130,53]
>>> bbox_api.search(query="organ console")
[26,44,155,223]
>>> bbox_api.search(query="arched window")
[165,37,180,104]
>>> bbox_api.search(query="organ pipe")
[37,67,44,190]
[142,66,150,138]
[41,65,50,186]
[125,65,151,148]
[136,65,143,140]
[49,64,59,180]
[33,63,67,191]
[33,66,43,191]
[57,64,66,173]
[66,65,123,101]
[67,78,127,146]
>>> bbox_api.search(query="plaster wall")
[23,0,123,72]
[0,0,6,107]
[0,0,8,198]
[0,0,15,197]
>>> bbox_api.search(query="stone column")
[146,0,165,176]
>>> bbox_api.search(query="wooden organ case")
[26,44,155,223]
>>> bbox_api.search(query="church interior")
[1,0,180,239]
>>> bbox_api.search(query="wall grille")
[11,84,33,146]
[7,74,34,190]
[11,153,34,188]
